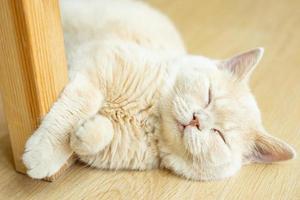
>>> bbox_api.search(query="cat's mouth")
[176,120,200,134]
[177,121,186,133]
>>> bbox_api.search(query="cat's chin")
[160,148,242,181]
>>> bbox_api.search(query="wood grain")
[0,0,299,199]
[0,0,70,177]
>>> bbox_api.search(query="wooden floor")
[1,0,299,199]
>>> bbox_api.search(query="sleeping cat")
[22,0,296,181]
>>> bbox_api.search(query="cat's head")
[159,48,296,181]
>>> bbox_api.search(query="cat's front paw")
[22,129,72,179]
[70,115,114,156]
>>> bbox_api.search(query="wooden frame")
[0,0,72,180]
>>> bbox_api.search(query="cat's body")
[23,0,295,181]
[61,0,185,170]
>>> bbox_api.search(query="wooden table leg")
[0,0,73,180]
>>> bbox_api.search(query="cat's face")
[160,48,296,181]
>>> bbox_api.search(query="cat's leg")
[70,114,114,156]
[22,74,104,179]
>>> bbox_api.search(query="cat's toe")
[23,137,54,178]
[70,115,113,155]
[23,134,50,169]
[70,126,97,155]
[23,131,72,179]
[26,162,51,179]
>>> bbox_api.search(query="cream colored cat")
[22,0,296,181]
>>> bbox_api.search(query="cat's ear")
[246,132,296,163]
[218,48,264,81]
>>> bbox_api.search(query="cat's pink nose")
[187,114,200,129]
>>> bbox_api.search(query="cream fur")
[22,0,296,180]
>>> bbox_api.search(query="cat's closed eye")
[206,87,212,107]
[212,128,227,144]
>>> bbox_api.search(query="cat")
[22,0,296,181]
